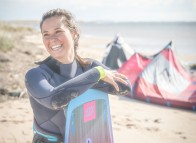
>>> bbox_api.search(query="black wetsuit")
[25,57,130,141]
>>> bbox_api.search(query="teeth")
[51,45,62,51]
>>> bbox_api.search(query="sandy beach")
[0,24,196,143]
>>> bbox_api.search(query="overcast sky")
[0,0,196,22]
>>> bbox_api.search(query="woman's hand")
[101,69,129,92]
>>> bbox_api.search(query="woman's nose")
[47,34,58,41]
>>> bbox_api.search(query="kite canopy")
[118,53,153,85]
[102,34,134,70]
[119,41,196,110]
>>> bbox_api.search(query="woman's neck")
[56,56,74,64]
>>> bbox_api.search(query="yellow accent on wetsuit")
[94,66,106,80]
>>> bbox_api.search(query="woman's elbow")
[51,90,79,110]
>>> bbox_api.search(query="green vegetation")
[0,23,33,33]
[0,22,34,52]
[0,35,14,52]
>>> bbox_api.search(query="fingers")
[111,79,120,92]
[113,72,128,85]
[101,70,128,91]
[110,72,128,91]
[114,76,128,85]
[114,72,128,80]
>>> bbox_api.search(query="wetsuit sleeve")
[25,67,100,110]
[91,60,131,95]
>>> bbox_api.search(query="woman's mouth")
[51,45,63,51]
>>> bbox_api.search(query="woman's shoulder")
[34,56,52,65]
[25,66,43,79]
[26,56,57,76]
[84,58,102,67]
[84,58,110,69]
[25,65,54,85]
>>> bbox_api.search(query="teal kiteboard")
[64,89,114,143]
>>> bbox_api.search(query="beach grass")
[0,23,33,33]
[0,35,14,52]
[0,22,34,52]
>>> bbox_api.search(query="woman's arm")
[25,67,100,110]
[25,60,130,110]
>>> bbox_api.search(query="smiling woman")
[25,8,130,143]
[41,16,76,64]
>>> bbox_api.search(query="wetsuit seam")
[50,119,62,135]
[39,110,61,128]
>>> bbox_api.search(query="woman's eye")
[43,34,49,37]
[56,30,62,34]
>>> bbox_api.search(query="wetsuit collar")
[59,60,77,79]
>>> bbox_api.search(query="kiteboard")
[64,89,114,143]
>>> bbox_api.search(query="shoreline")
[1,20,195,64]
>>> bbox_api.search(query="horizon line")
[1,19,196,23]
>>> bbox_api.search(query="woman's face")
[41,16,75,64]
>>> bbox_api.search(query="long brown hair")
[40,8,90,66]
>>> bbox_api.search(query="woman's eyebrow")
[55,27,63,30]
[42,30,48,34]
[42,27,63,34]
